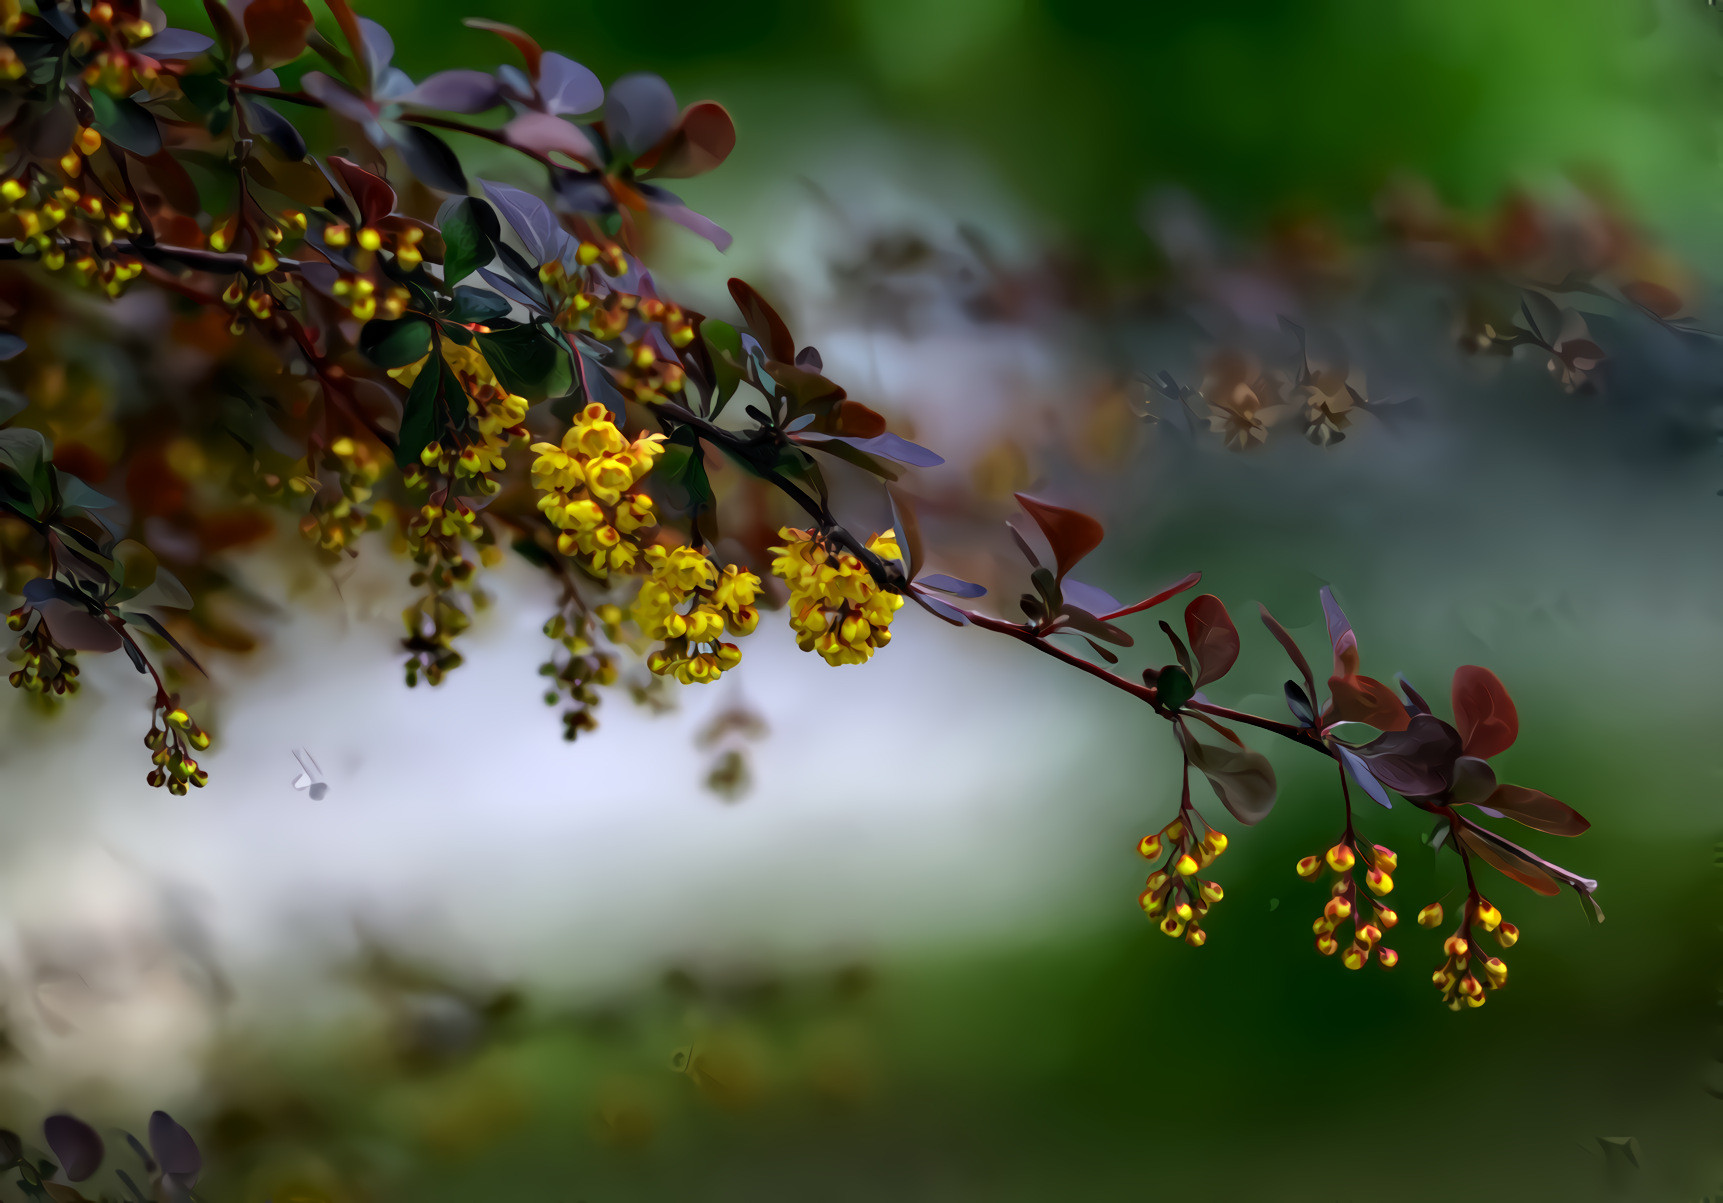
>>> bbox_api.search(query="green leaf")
[0,427,53,517]
[699,318,743,417]
[1156,665,1195,712]
[359,318,432,370]
[439,195,499,286]
[477,325,570,401]
[87,90,163,156]
[658,424,713,513]
[396,352,454,468]
[444,286,510,325]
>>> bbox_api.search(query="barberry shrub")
[0,0,1599,1009]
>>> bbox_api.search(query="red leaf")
[1258,602,1316,701]
[1457,828,1561,896]
[639,102,737,179]
[1097,571,1201,622]
[833,399,885,438]
[726,278,795,363]
[329,155,395,227]
[1451,665,1518,759]
[1184,594,1239,686]
[1013,493,1103,582]
[463,18,542,78]
[1621,279,1683,319]
[1327,673,1411,732]
[1475,784,1589,837]
[242,0,314,69]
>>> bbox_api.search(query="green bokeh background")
[126,0,1723,1198]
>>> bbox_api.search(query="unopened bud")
[1325,843,1356,872]
[1295,855,1322,879]
[1137,834,1162,860]
[1416,902,1444,929]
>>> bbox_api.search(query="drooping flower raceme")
[631,546,761,684]
[769,528,904,666]
[530,403,666,576]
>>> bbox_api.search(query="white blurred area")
[0,136,1124,1116]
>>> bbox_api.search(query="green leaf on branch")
[438,195,499,285]
[1156,664,1195,712]
[88,90,163,156]
[699,318,743,417]
[476,324,571,401]
[396,352,456,468]
[359,318,432,370]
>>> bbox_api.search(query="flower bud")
[1174,901,1193,923]
[1443,935,1469,959]
[1374,906,1397,929]
[1137,834,1162,860]
[1175,853,1199,877]
[1312,916,1333,935]
[1159,915,1185,938]
[1164,819,1186,842]
[1323,897,1352,923]
[1356,923,1382,948]
[1295,855,1322,879]
[1474,900,1501,932]
[1315,934,1339,956]
[1371,844,1398,873]
[1365,868,1393,896]
[1325,843,1356,872]
[1482,957,1508,987]
[1138,888,1161,915]
[1202,830,1228,856]
[1198,880,1223,904]
[1376,947,1399,969]
[1341,945,1367,970]
[1416,902,1444,929]
[1495,922,1519,948]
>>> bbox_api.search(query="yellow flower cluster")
[1295,839,1399,970]
[631,545,762,684]
[1424,896,1516,1010]
[530,403,666,575]
[769,528,904,666]
[1,136,151,297]
[1137,817,1228,946]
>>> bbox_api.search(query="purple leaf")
[479,179,561,265]
[909,589,969,626]
[301,72,376,125]
[1349,714,1462,798]
[401,69,501,114]
[642,194,732,252]
[39,599,122,652]
[390,124,467,193]
[43,1114,103,1182]
[916,573,985,598]
[1319,585,1353,654]
[505,111,598,164]
[1335,744,1394,809]
[1060,577,1120,616]
[1180,728,1277,825]
[835,431,943,467]
[538,53,602,116]
[355,16,394,85]
[147,1112,200,1181]
[604,72,678,158]
[136,28,214,58]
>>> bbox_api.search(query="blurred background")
[2,0,1721,1198]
